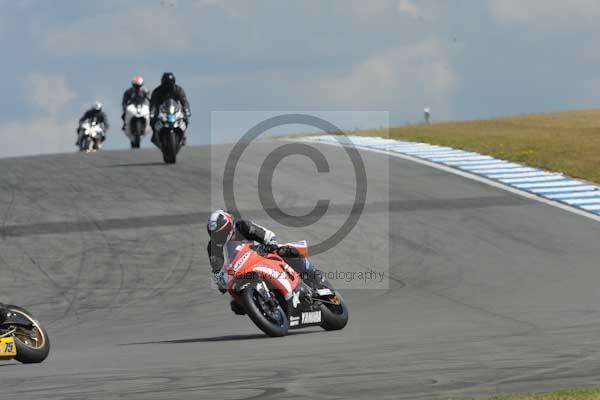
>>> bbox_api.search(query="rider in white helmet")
[76,102,109,146]
[121,75,150,130]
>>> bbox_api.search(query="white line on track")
[546,191,600,199]
[582,204,600,211]
[530,185,598,193]
[500,175,564,184]
[488,172,557,179]
[432,156,494,162]
[563,198,600,205]
[474,167,536,174]
[514,180,583,189]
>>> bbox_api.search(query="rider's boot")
[298,280,315,301]
[230,300,246,315]
[0,303,7,324]
[304,268,326,290]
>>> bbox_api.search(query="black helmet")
[206,210,234,245]
[161,72,176,88]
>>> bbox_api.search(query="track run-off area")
[1,141,599,399]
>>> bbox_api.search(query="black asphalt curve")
[1,141,599,400]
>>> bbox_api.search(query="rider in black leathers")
[206,210,323,315]
[149,72,191,146]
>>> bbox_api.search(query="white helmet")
[92,101,103,111]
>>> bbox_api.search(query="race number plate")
[0,337,16,358]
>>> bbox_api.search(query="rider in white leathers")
[121,75,150,130]
[76,102,108,146]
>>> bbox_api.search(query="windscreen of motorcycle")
[223,240,244,269]
[160,99,181,120]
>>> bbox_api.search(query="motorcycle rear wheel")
[5,305,50,364]
[319,287,349,331]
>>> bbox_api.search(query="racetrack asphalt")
[0,141,599,399]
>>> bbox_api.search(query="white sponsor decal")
[290,316,300,327]
[254,266,293,296]
[301,311,321,324]
[292,291,300,308]
[316,288,334,297]
[233,252,251,272]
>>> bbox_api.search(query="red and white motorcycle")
[123,96,150,149]
[223,240,349,337]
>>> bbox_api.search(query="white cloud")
[42,6,192,56]
[0,118,76,158]
[397,0,419,19]
[301,38,458,117]
[1,73,82,158]
[21,73,76,115]
[489,0,600,26]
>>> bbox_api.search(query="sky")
[1,0,600,157]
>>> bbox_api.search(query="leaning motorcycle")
[0,305,50,363]
[78,118,104,153]
[124,96,150,149]
[224,240,349,337]
[153,99,186,164]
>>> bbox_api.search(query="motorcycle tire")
[5,305,50,364]
[80,137,89,152]
[240,285,289,337]
[319,291,349,331]
[131,135,141,149]
[163,131,176,164]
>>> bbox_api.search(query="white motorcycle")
[78,118,105,153]
[124,96,150,148]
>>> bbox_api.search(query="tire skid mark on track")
[0,196,527,238]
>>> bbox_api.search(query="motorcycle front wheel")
[240,284,289,337]
[162,130,177,164]
[131,135,141,149]
[79,137,90,152]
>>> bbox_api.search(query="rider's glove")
[213,271,227,294]
[276,245,300,258]
[263,243,279,254]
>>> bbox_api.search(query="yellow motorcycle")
[0,305,50,363]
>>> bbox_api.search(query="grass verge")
[456,388,600,400]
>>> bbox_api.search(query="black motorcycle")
[153,99,187,164]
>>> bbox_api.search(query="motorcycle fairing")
[226,242,300,300]
[0,337,16,359]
